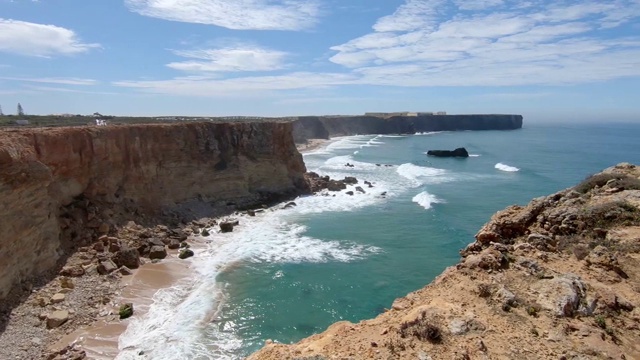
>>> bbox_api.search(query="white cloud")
[114,72,355,96]
[167,45,288,72]
[125,0,320,30]
[373,0,445,32]
[0,77,98,85]
[113,0,640,95]
[0,19,99,57]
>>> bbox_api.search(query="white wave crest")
[469,154,480,157]
[412,191,444,210]
[116,193,383,360]
[396,163,449,186]
[495,163,520,172]
[415,131,444,136]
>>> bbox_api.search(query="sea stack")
[426,147,469,158]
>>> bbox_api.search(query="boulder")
[327,180,347,191]
[50,293,65,304]
[113,247,140,269]
[149,245,167,260]
[119,303,134,319]
[179,249,195,259]
[46,310,69,328]
[97,260,118,275]
[59,265,85,277]
[343,176,358,184]
[220,221,235,233]
[346,191,354,196]
[426,147,469,158]
[167,239,181,250]
[355,186,366,194]
[533,274,586,317]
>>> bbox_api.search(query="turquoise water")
[115,122,640,360]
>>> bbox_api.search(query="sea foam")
[412,191,444,210]
[495,163,520,172]
[396,163,449,186]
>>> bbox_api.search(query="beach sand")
[63,243,204,359]
[66,139,332,358]
[296,138,330,153]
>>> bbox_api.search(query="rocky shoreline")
[250,163,640,360]
[0,158,369,359]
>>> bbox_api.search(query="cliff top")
[250,163,640,360]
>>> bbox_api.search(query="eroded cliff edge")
[292,114,523,143]
[250,163,640,360]
[0,121,307,300]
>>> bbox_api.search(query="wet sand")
[67,139,333,358]
[63,244,203,359]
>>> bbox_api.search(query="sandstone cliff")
[0,121,307,300]
[292,114,523,143]
[250,163,640,360]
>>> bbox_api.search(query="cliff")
[292,114,523,143]
[250,163,640,360]
[0,121,307,300]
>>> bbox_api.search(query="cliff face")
[292,114,523,142]
[0,121,307,299]
[250,163,640,360]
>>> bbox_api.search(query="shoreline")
[63,138,337,358]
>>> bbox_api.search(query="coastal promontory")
[250,163,640,360]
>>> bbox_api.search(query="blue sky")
[0,0,639,121]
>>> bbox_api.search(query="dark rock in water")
[356,186,366,194]
[168,239,181,250]
[201,228,210,236]
[427,147,469,158]
[247,209,256,216]
[179,249,194,259]
[220,221,235,233]
[343,176,358,184]
[327,180,347,191]
[284,202,297,209]
[346,191,354,196]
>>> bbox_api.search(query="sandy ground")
[63,241,206,359]
[62,139,333,358]
[296,138,330,153]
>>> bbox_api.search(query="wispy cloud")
[329,0,640,86]
[114,0,640,96]
[0,77,99,85]
[0,19,100,57]
[168,44,288,72]
[125,0,320,30]
[22,85,118,95]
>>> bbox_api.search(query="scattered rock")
[59,265,85,277]
[113,246,140,269]
[168,239,181,249]
[97,260,118,275]
[119,303,134,319]
[46,310,69,328]
[201,228,210,236]
[50,293,65,304]
[220,221,236,233]
[346,191,354,196]
[343,176,358,184]
[355,186,366,194]
[179,249,195,259]
[148,245,167,260]
[119,266,133,276]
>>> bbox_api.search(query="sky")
[0,0,639,121]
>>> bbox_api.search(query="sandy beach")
[60,139,332,358]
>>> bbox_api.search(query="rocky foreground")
[250,163,640,360]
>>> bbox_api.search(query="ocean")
[115,122,640,359]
